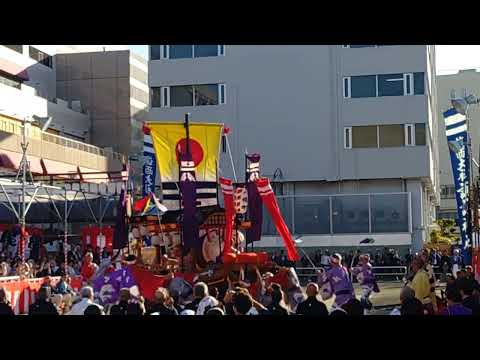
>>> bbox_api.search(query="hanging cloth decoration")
[220,177,235,258]
[255,177,299,262]
[246,153,263,243]
[179,154,200,251]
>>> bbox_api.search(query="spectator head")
[446,287,463,305]
[180,309,196,315]
[0,288,7,303]
[233,291,253,315]
[80,286,94,300]
[457,270,467,279]
[206,307,225,315]
[38,287,50,301]
[342,298,363,316]
[456,278,474,298]
[330,253,342,267]
[400,297,424,315]
[208,286,219,300]
[465,266,474,276]
[84,304,103,315]
[359,254,370,264]
[84,252,93,263]
[329,309,348,317]
[193,282,208,300]
[119,288,131,303]
[447,275,456,285]
[400,286,416,303]
[127,302,145,315]
[270,283,284,304]
[411,257,425,272]
[306,282,319,298]
[154,287,169,305]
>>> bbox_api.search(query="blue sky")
[128,45,480,74]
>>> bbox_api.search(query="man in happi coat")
[351,254,380,313]
[317,253,355,310]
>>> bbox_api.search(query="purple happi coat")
[318,265,355,307]
[352,263,380,293]
[93,267,138,305]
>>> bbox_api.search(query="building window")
[350,75,377,98]
[343,77,351,98]
[0,72,21,89]
[159,45,225,59]
[151,87,162,108]
[414,72,425,95]
[440,185,456,199]
[349,45,376,48]
[346,72,425,98]
[352,126,378,148]
[150,45,161,60]
[194,45,219,58]
[194,84,218,105]
[29,46,52,68]
[379,124,404,147]
[169,45,193,59]
[158,84,225,107]
[415,123,426,145]
[3,45,23,54]
[170,85,194,107]
[344,127,352,149]
[378,73,404,97]
[405,124,414,146]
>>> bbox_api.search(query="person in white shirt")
[194,282,219,315]
[67,286,104,315]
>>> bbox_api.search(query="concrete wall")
[56,50,132,155]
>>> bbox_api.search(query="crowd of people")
[0,235,479,316]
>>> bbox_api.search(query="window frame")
[218,45,225,56]
[344,127,352,149]
[160,45,169,59]
[403,73,414,95]
[218,83,226,104]
[161,86,170,108]
[343,76,351,98]
[404,124,415,146]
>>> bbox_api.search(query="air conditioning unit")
[71,100,82,112]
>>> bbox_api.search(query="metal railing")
[295,266,408,285]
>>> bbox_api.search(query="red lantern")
[223,126,230,135]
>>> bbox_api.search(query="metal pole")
[64,187,68,268]
[20,117,27,264]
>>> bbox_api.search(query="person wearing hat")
[317,253,355,310]
[351,253,379,314]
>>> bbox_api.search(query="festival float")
[101,114,301,306]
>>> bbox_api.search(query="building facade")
[55,49,149,189]
[147,45,439,252]
[436,69,480,223]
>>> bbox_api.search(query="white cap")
[180,309,196,315]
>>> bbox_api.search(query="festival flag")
[133,195,151,214]
[147,122,222,210]
[113,189,128,250]
[143,125,157,197]
[93,266,139,306]
[443,108,472,260]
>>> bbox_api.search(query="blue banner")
[142,134,157,197]
[443,108,471,259]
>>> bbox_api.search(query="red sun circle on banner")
[175,138,204,167]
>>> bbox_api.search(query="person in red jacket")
[81,252,98,284]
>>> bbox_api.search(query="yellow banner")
[147,122,223,182]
